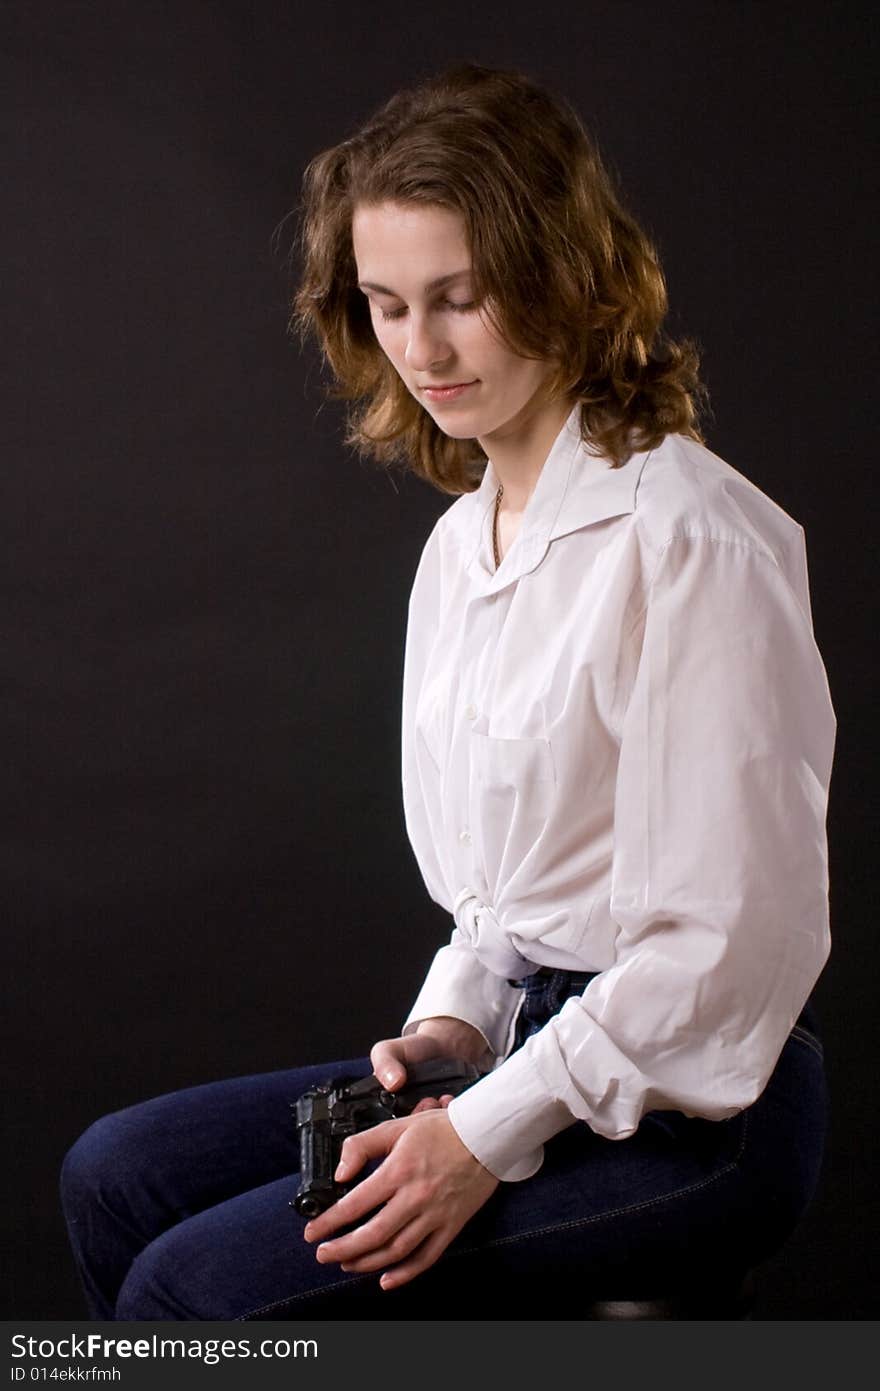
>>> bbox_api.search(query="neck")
[479,392,578,514]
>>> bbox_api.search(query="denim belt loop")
[510,967,602,1052]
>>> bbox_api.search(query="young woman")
[60,62,837,1320]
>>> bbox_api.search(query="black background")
[4,0,876,1318]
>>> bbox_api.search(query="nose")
[404,312,452,373]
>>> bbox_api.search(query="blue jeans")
[60,970,828,1320]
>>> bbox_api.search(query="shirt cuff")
[445,1041,576,1182]
[402,942,523,1060]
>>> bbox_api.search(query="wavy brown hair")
[287,62,709,493]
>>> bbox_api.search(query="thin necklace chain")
[492,483,504,570]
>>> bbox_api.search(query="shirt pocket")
[469,733,557,885]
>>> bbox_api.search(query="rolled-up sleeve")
[446,532,836,1180]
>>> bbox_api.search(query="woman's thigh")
[63,1053,372,1233]
[117,1026,827,1320]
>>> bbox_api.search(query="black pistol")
[290,1056,483,1219]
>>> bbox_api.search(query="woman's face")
[351,200,559,450]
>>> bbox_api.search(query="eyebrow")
[356,270,471,296]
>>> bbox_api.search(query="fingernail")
[383,1069,397,1085]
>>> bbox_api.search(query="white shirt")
[399,403,836,1183]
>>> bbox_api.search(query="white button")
[464,703,477,720]
[459,828,472,845]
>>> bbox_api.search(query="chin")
[419,405,474,434]
[431,420,479,440]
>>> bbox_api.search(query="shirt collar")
[454,403,653,595]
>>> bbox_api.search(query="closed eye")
[379,298,478,322]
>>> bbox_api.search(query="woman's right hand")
[370,1016,491,1093]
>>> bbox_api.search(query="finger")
[316,1192,423,1266]
[303,1167,391,1244]
[410,1096,442,1113]
[439,1094,454,1107]
[369,1048,407,1091]
[303,1138,402,1243]
[334,1119,408,1182]
[370,1033,442,1090]
[379,1227,451,1291]
[339,1212,431,1275]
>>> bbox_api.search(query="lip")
[421,381,477,402]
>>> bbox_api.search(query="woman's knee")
[61,1114,120,1205]
[60,1106,153,1220]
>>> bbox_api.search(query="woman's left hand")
[302,1108,500,1290]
